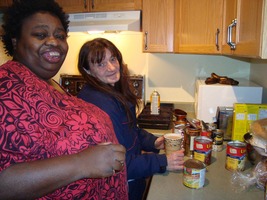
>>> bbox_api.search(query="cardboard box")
[232,103,267,141]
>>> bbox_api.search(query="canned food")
[183,159,206,189]
[194,136,213,165]
[184,128,201,157]
[173,123,185,148]
[212,129,224,152]
[225,141,247,171]
[173,109,187,122]
[200,130,212,138]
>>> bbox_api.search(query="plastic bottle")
[150,90,160,115]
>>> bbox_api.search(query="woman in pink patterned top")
[0,0,128,199]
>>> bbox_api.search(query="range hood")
[68,10,141,32]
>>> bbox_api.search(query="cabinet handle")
[227,19,237,50]
[91,0,95,9]
[145,31,148,50]
[215,28,220,51]
[84,0,87,9]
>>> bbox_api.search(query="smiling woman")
[0,0,128,199]
[13,12,69,80]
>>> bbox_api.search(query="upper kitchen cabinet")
[56,0,142,13]
[0,0,13,11]
[222,0,267,58]
[89,0,142,11]
[174,0,223,54]
[55,0,88,13]
[142,0,174,52]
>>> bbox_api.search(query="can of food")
[225,141,247,171]
[194,136,213,165]
[184,127,201,157]
[173,123,186,148]
[183,159,206,189]
[200,130,212,138]
[212,129,224,152]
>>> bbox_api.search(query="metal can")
[183,159,206,189]
[225,141,247,171]
[184,127,201,157]
[212,129,224,152]
[173,123,186,149]
[150,90,160,115]
[194,136,213,165]
[200,130,212,138]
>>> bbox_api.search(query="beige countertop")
[146,144,264,200]
[144,107,263,200]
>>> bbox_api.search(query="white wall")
[57,31,147,80]
[250,59,267,103]
[0,32,252,103]
[145,53,250,103]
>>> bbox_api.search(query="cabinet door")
[174,0,223,54]
[90,0,142,11]
[221,0,237,55]
[222,0,263,58]
[55,0,89,13]
[142,0,174,52]
[0,0,13,10]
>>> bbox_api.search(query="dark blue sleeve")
[135,126,160,153]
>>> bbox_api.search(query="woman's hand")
[78,143,126,178]
[166,149,184,171]
[154,136,165,150]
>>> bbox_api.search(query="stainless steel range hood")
[68,10,141,32]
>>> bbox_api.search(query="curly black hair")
[1,0,69,56]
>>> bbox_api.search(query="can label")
[225,141,247,171]
[194,136,212,165]
[212,129,224,152]
[200,131,212,138]
[185,128,201,157]
[183,159,206,189]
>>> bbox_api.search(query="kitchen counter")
[146,145,264,200]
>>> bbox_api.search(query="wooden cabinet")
[0,0,13,10]
[142,0,174,52]
[174,0,223,54]
[55,0,88,13]
[56,0,142,13]
[222,0,267,58]
[142,0,223,54]
[89,0,142,11]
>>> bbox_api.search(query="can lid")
[195,136,213,143]
[184,159,206,169]
[228,140,247,148]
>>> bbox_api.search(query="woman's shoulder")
[78,84,121,112]
[1,60,25,71]
[78,84,112,101]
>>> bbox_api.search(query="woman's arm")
[0,143,125,199]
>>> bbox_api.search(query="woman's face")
[89,49,120,86]
[13,12,68,80]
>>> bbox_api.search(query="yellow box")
[232,103,267,141]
